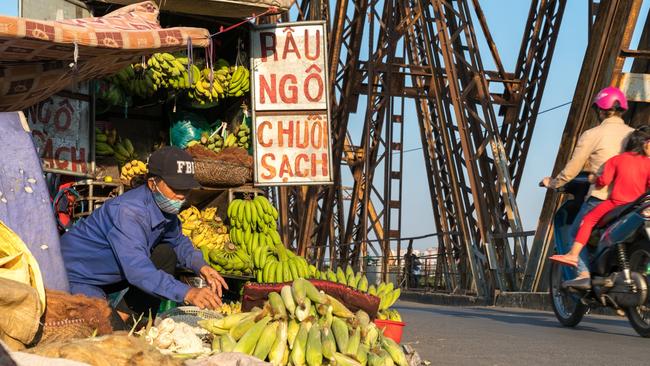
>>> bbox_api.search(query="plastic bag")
[169,111,210,149]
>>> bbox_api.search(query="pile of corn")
[198,278,408,366]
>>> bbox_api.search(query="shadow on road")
[395,304,637,338]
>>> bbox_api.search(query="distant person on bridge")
[549,127,650,285]
[540,86,634,284]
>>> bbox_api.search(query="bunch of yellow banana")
[120,159,148,182]
[146,52,193,91]
[376,309,402,322]
[218,301,243,316]
[188,59,231,106]
[226,65,250,97]
[95,127,118,156]
[179,206,229,253]
[199,279,409,366]
[113,138,138,167]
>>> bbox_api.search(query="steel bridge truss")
[267,0,567,295]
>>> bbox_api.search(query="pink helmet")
[593,86,628,111]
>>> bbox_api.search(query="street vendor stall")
[0,1,415,364]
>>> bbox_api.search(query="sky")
[1,1,648,253]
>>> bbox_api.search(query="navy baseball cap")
[147,146,200,190]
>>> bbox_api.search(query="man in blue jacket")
[61,147,227,321]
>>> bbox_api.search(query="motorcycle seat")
[596,192,650,228]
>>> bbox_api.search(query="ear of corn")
[229,315,257,340]
[233,315,272,354]
[253,321,279,360]
[281,285,297,316]
[221,334,237,352]
[287,318,301,349]
[302,278,328,304]
[295,298,312,322]
[321,327,336,361]
[269,291,288,320]
[326,295,354,318]
[381,336,408,366]
[269,320,288,365]
[334,352,362,366]
[377,349,395,366]
[306,324,323,366]
[346,326,361,356]
[290,320,311,366]
[356,344,369,366]
[331,317,349,353]
[292,277,308,306]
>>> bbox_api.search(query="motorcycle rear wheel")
[625,240,650,337]
[549,261,587,327]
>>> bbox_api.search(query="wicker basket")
[193,158,251,187]
[154,306,222,327]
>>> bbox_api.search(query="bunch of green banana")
[199,278,409,366]
[227,65,250,97]
[224,120,250,150]
[97,82,129,107]
[208,242,254,276]
[228,196,278,237]
[257,244,312,284]
[110,63,156,99]
[318,266,401,311]
[187,130,225,153]
[113,138,138,167]
[95,127,118,156]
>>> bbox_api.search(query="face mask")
[152,184,185,214]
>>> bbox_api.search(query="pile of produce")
[199,278,408,366]
[227,196,312,283]
[318,266,402,321]
[120,160,148,182]
[223,119,251,150]
[95,128,139,166]
[179,206,230,256]
[102,53,251,106]
[141,318,210,356]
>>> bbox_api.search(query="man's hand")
[539,176,552,188]
[587,173,597,183]
[199,266,229,298]
[184,287,220,309]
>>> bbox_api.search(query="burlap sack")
[0,278,42,350]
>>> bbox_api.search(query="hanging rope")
[208,6,280,38]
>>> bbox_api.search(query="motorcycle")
[548,174,650,337]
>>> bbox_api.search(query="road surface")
[396,300,648,365]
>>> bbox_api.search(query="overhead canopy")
[0,1,210,112]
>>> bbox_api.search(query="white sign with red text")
[251,21,332,185]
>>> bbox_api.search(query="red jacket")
[595,152,650,204]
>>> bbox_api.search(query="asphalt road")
[396,301,649,366]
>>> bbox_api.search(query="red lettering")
[258,121,274,147]
[54,146,70,169]
[259,75,277,104]
[260,32,277,62]
[311,153,329,177]
[278,120,293,147]
[322,118,329,148]
[295,154,309,177]
[279,75,298,103]
[279,155,294,179]
[304,29,321,61]
[54,99,73,132]
[311,120,323,149]
[37,98,53,124]
[260,154,276,179]
[295,121,309,148]
[282,31,300,60]
[70,147,87,173]
[304,72,324,103]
